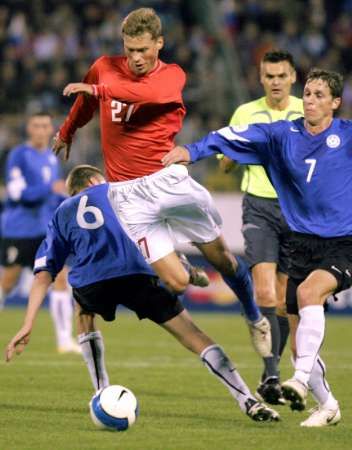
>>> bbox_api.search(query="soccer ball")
[89,385,139,431]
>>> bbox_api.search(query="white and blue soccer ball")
[89,385,139,431]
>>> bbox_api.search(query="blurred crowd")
[0,0,225,115]
[222,0,352,118]
[0,0,352,188]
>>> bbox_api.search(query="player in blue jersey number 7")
[162,68,350,427]
[5,165,279,423]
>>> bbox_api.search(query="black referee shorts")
[242,193,291,273]
[73,274,184,324]
[286,233,352,315]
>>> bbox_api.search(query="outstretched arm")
[5,271,52,362]
[164,125,272,166]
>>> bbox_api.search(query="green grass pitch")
[1,308,352,450]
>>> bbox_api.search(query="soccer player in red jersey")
[53,7,270,356]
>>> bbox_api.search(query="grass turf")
[1,308,352,450]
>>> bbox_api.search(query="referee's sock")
[294,305,325,385]
[78,331,110,391]
[222,256,260,323]
[260,306,280,378]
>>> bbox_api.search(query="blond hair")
[121,8,162,40]
[66,165,105,196]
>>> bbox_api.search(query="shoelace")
[307,405,320,415]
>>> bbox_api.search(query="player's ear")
[291,69,297,84]
[89,175,106,187]
[259,63,265,85]
[332,97,341,111]
[156,36,164,51]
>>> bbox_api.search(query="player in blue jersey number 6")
[5,165,279,423]
[162,68,350,427]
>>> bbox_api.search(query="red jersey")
[59,56,186,181]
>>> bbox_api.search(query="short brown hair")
[66,165,105,196]
[121,8,162,40]
[306,68,344,99]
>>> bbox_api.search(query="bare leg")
[195,236,261,323]
[252,262,280,379]
[160,310,279,422]
[0,265,22,309]
[194,237,272,358]
[276,271,290,358]
[151,251,190,294]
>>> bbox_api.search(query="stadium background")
[1,0,352,313]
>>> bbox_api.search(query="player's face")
[260,61,296,105]
[123,32,164,76]
[303,79,341,126]
[26,115,54,149]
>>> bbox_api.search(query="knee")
[296,283,315,309]
[163,272,189,294]
[254,285,276,307]
[1,279,15,295]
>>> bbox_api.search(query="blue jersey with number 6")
[186,117,352,237]
[34,183,154,287]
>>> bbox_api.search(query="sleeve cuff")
[92,84,99,97]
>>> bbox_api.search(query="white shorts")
[108,165,222,263]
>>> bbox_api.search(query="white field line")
[1,357,352,370]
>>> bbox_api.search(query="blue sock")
[222,256,260,322]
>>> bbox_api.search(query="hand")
[52,132,72,161]
[219,155,236,173]
[161,146,191,167]
[5,325,32,362]
[63,82,94,97]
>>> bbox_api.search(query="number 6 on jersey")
[77,195,104,229]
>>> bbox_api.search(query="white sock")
[200,344,254,412]
[0,286,4,310]
[309,355,338,409]
[294,305,325,385]
[78,331,109,391]
[49,289,74,348]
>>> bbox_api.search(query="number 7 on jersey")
[305,158,316,183]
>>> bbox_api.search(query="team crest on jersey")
[326,134,340,148]
[231,125,249,133]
